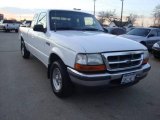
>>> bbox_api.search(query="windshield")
[49,10,103,31]
[127,28,151,37]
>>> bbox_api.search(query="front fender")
[49,46,77,68]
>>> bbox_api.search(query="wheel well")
[48,53,63,79]
[49,53,62,65]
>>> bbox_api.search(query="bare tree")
[153,4,160,26]
[98,11,106,24]
[98,10,116,24]
[126,13,138,24]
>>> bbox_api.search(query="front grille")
[103,51,143,71]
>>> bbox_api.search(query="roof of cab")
[36,9,91,15]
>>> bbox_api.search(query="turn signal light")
[75,64,106,72]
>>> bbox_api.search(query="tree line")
[98,4,160,27]
[153,4,160,26]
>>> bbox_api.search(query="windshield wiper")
[81,28,104,32]
[56,27,77,30]
[55,27,104,32]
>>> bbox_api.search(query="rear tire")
[21,41,30,59]
[5,29,9,32]
[50,60,74,98]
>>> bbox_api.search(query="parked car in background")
[152,41,160,58]
[120,27,160,50]
[104,27,126,35]
[21,20,32,27]
[0,20,20,32]
[126,26,135,32]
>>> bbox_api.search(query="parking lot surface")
[0,32,160,120]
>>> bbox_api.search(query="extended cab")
[19,10,151,97]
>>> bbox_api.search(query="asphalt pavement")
[0,31,160,120]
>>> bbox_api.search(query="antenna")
[54,11,57,32]
[93,0,96,16]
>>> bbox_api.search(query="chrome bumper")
[67,64,151,86]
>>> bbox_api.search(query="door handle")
[46,42,50,46]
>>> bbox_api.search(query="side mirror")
[148,34,154,38]
[33,24,46,32]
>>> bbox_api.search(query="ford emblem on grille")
[126,60,132,64]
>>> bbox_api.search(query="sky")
[0,0,159,17]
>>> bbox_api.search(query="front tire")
[50,60,74,98]
[21,41,30,59]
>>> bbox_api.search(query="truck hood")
[120,34,146,42]
[50,31,147,53]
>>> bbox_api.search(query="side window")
[37,13,47,29]
[31,14,38,28]
[149,30,157,37]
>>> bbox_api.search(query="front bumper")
[67,64,151,87]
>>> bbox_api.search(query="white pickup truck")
[19,10,151,97]
[0,20,20,32]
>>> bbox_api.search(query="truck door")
[32,12,48,65]
[26,14,38,53]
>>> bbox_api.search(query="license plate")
[121,73,136,84]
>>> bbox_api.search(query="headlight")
[142,50,149,64]
[76,54,87,65]
[153,43,159,48]
[75,54,106,72]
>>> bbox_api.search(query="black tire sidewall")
[51,63,63,93]
[50,60,73,97]
[21,41,30,58]
[21,41,24,56]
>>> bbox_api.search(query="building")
[0,14,4,20]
